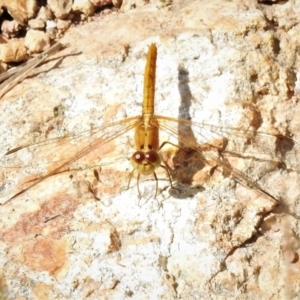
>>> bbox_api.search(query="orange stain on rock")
[1,194,78,274]
[32,282,53,300]
[2,193,79,244]
[24,237,67,274]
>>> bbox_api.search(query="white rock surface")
[0,0,299,298]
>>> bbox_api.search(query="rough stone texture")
[36,6,54,22]
[24,30,51,53]
[72,0,95,16]
[1,20,22,38]
[0,0,300,299]
[0,0,38,25]
[91,0,113,7]
[47,0,73,19]
[56,19,71,33]
[112,0,122,9]
[28,18,46,30]
[121,0,150,12]
[0,273,9,299]
[0,41,27,63]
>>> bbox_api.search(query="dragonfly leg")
[160,164,181,194]
[136,173,142,200]
[159,141,182,151]
[159,141,181,171]
[153,171,164,207]
[153,171,158,199]
[159,140,192,169]
[125,169,136,193]
[159,141,186,192]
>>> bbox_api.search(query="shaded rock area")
[0,0,300,299]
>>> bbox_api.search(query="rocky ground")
[0,0,300,299]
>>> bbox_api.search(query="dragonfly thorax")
[134,120,160,152]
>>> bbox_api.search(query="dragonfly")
[0,43,298,204]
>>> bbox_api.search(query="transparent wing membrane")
[1,43,298,204]
[156,115,299,201]
[0,117,140,201]
[157,116,299,167]
[1,114,298,203]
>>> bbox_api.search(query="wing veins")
[3,117,140,203]
[5,116,140,155]
[158,118,279,203]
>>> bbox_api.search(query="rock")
[47,0,73,19]
[100,8,113,16]
[56,19,71,33]
[28,19,46,30]
[72,0,95,16]
[0,0,38,25]
[24,30,50,53]
[1,20,22,38]
[91,0,112,7]
[36,6,54,22]
[0,62,8,73]
[46,20,57,30]
[0,40,27,63]
[112,0,122,8]
[0,0,300,298]
[120,0,147,13]
[45,21,58,39]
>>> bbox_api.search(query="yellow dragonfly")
[0,43,298,204]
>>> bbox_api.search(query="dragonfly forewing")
[0,116,141,203]
[156,115,300,203]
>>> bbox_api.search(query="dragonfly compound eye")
[132,151,145,164]
[145,150,160,164]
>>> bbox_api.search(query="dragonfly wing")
[157,115,298,202]
[0,116,140,203]
[157,115,299,167]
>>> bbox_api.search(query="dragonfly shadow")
[168,64,207,198]
[167,64,280,200]
[176,64,197,146]
[166,62,300,202]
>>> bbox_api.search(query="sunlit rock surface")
[0,0,299,298]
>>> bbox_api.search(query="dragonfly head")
[130,150,161,175]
